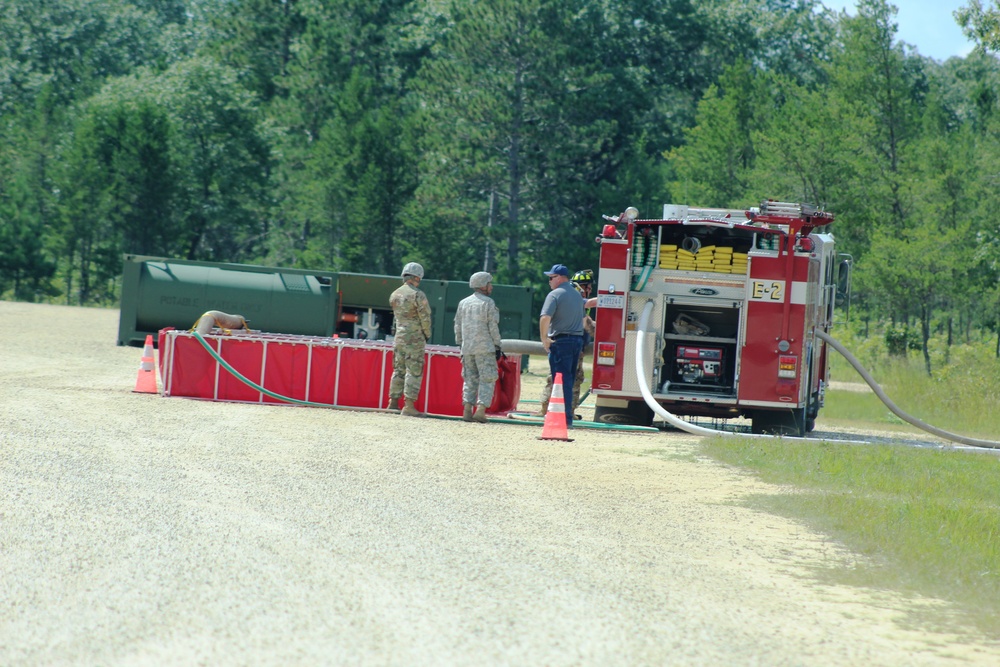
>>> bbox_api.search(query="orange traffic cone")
[538,372,573,442]
[133,334,158,394]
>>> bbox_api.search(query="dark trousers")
[548,336,584,428]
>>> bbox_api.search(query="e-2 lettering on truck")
[589,200,851,436]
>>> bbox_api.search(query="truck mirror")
[835,254,852,308]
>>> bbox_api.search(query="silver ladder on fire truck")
[588,200,845,437]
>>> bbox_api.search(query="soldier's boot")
[462,403,475,422]
[473,404,488,423]
[401,399,423,417]
[536,400,548,417]
[388,395,402,414]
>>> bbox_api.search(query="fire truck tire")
[593,401,654,427]
[750,409,806,437]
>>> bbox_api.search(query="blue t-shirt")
[540,282,585,337]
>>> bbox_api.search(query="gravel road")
[2,301,998,666]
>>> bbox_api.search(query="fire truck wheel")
[750,409,806,437]
[593,401,654,427]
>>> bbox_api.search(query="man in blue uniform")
[538,269,595,417]
[539,264,585,429]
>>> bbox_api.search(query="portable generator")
[674,346,724,384]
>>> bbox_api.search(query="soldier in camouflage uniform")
[454,271,503,423]
[389,262,432,417]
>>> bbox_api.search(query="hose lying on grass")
[816,331,1000,450]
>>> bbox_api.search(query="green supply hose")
[191,331,383,411]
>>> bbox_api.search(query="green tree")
[57,86,178,304]
[264,0,424,272]
[909,95,981,354]
[956,1,1000,52]
[408,0,716,283]
[205,0,307,103]
[962,77,1000,353]
[536,0,712,266]
[703,0,837,86]
[0,0,200,303]
[828,0,922,227]
[0,0,190,114]
[857,223,962,375]
[298,71,417,275]
[0,174,57,301]
[750,84,858,205]
[151,58,273,261]
[54,56,272,304]
[0,86,62,301]
[813,0,931,328]
[666,62,766,207]
[409,0,570,283]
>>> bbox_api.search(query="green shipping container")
[118,255,534,348]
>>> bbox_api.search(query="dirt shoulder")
[1,301,998,666]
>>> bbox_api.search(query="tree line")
[3,0,1000,370]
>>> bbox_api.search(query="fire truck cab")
[589,200,849,436]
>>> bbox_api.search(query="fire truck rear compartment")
[659,303,739,397]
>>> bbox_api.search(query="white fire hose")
[635,300,1000,449]
[499,339,593,356]
[635,301,804,440]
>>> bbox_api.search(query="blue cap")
[544,264,569,277]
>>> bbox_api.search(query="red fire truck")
[589,200,850,436]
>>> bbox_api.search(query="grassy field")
[697,330,1000,636]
